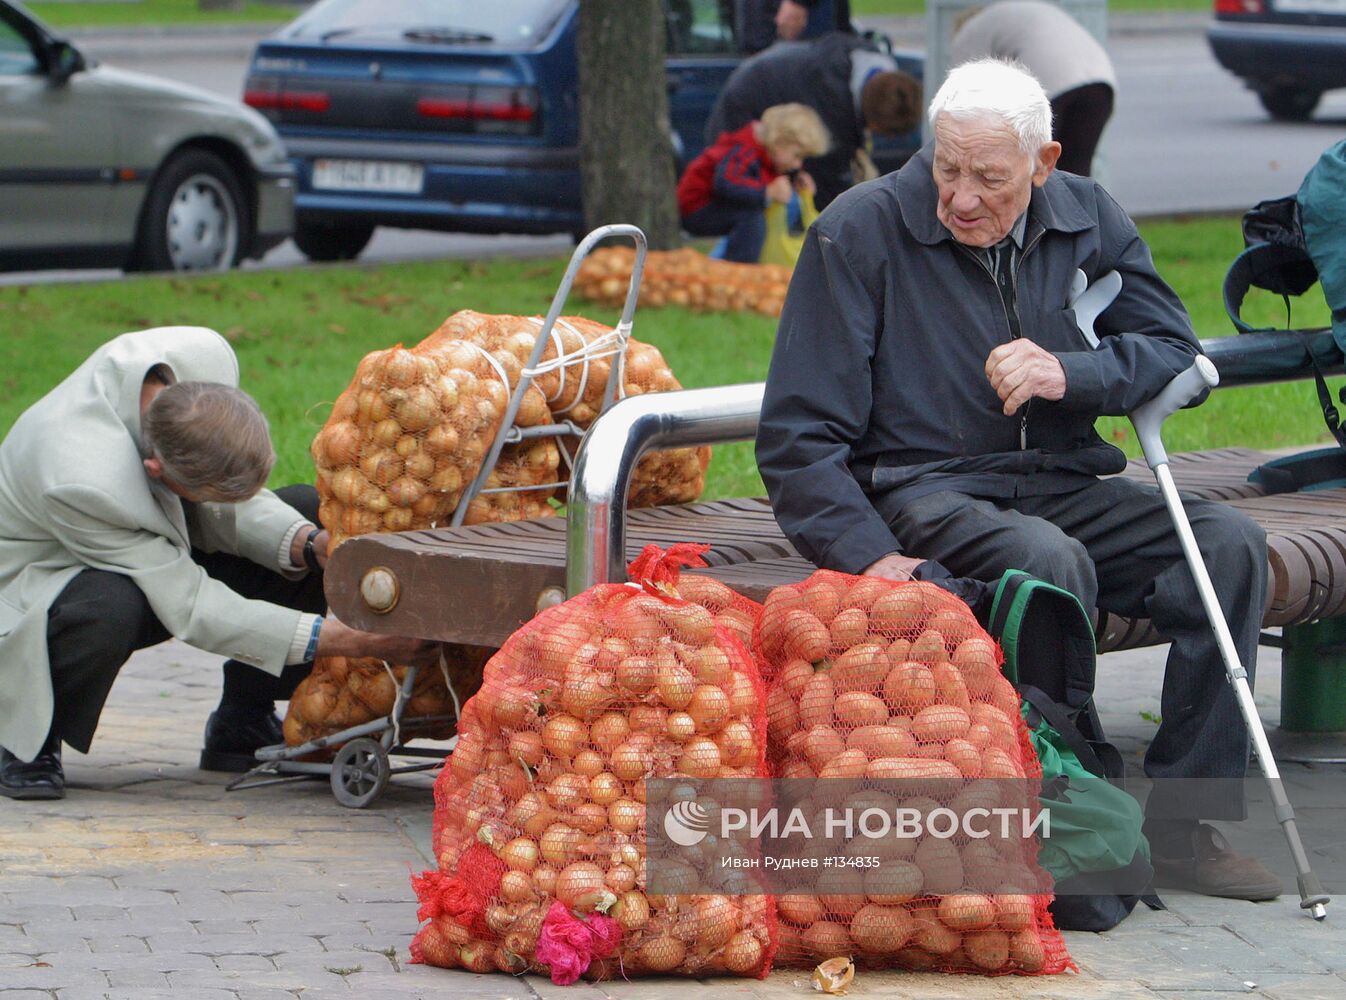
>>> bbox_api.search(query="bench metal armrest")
[565,382,765,595]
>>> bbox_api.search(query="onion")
[393,384,438,432]
[727,671,757,717]
[588,771,623,806]
[687,684,731,733]
[499,870,534,903]
[423,422,460,456]
[386,475,427,509]
[666,711,696,741]
[612,891,650,931]
[539,823,581,866]
[688,644,731,685]
[638,935,686,973]
[370,417,402,450]
[678,737,721,778]
[533,866,557,896]
[499,837,539,872]
[545,773,588,811]
[721,930,764,974]
[383,348,420,387]
[610,739,652,782]
[589,711,631,753]
[316,421,361,467]
[616,654,656,695]
[572,802,608,835]
[656,654,696,710]
[715,720,756,767]
[571,749,605,778]
[508,730,543,767]
[607,798,643,834]
[555,861,610,913]
[404,449,435,481]
[382,507,413,532]
[628,704,666,734]
[605,863,637,893]
[541,714,587,760]
[695,895,739,949]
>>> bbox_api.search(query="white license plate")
[312,159,424,194]
[1272,0,1346,13]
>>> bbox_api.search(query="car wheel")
[133,150,247,273]
[292,219,375,262]
[1258,86,1321,122]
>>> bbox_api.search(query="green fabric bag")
[1024,707,1150,884]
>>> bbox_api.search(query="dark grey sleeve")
[1056,186,1204,415]
[755,227,902,572]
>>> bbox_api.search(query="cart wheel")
[330,738,389,808]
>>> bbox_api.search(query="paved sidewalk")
[1,637,1343,1000]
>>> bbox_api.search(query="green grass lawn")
[28,0,296,29]
[850,0,1208,13]
[28,0,1206,29]
[0,215,1333,504]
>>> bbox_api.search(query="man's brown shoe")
[1152,824,1281,901]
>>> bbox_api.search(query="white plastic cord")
[438,650,462,720]
[381,660,404,749]
[462,342,513,400]
[520,317,631,416]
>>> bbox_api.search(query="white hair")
[927,58,1053,156]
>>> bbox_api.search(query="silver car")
[0,0,294,273]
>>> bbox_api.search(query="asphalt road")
[9,19,1346,285]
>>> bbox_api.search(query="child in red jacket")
[677,102,830,263]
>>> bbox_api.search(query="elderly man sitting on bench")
[756,58,1279,901]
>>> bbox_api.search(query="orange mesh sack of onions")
[312,337,557,546]
[575,247,790,317]
[755,570,1073,976]
[409,543,775,983]
[433,309,709,508]
[283,647,492,751]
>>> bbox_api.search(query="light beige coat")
[0,327,307,761]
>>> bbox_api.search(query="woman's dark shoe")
[1152,823,1282,901]
[198,708,283,773]
[0,738,65,800]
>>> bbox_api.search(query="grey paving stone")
[102,968,173,989]
[68,906,131,924]
[82,937,150,956]
[0,992,63,1000]
[187,920,258,937]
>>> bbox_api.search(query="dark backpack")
[985,570,1163,932]
[1223,140,1346,491]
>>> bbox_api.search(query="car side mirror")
[45,40,85,85]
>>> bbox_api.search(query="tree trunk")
[578,0,681,250]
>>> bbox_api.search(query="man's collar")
[896,143,1096,247]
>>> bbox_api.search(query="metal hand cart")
[226,225,649,808]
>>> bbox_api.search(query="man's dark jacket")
[755,145,1202,574]
[706,32,878,207]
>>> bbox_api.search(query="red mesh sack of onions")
[409,544,774,983]
[755,570,1073,976]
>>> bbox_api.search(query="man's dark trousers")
[879,476,1266,822]
[43,485,324,753]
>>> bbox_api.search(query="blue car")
[1207,0,1346,121]
[243,0,920,261]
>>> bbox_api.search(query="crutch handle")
[1130,356,1220,469]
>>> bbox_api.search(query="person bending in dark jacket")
[736,0,853,53]
[678,103,829,263]
[756,58,1279,902]
[706,32,921,208]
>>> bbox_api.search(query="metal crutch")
[1130,356,1330,920]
